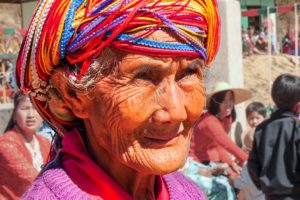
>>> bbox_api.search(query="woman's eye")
[176,67,199,81]
[133,68,160,83]
[134,71,151,80]
[184,68,198,75]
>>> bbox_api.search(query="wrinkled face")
[247,111,265,128]
[219,91,234,119]
[83,31,206,174]
[14,96,43,135]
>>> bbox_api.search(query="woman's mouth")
[141,123,185,147]
[143,134,181,147]
[26,120,36,126]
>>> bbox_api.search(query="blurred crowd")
[0,32,22,103]
[242,16,300,57]
[182,74,300,200]
[242,16,276,56]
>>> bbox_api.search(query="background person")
[15,0,221,199]
[248,74,300,200]
[0,92,50,200]
[241,101,267,153]
[185,82,251,200]
[231,101,267,200]
[281,31,293,54]
[263,16,276,53]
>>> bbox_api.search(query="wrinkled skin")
[52,31,206,199]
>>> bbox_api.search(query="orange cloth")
[0,128,50,200]
[190,113,248,166]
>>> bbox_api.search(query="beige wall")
[21,1,37,28]
[0,104,13,135]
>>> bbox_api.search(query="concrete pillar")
[21,1,38,28]
[206,0,249,146]
[0,104,13,135]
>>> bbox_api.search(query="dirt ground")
[243,53,299,106]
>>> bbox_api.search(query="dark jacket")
[248,110,300,200]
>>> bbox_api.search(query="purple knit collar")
[41,167,206,200]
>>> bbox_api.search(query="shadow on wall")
[232,121,243,148]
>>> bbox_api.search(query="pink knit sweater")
[22,166,206,200]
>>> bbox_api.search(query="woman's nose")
[28,108,35,117]
[152,81,187,124]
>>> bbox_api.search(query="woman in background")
[184,82,251,200]
[0,92,50,200]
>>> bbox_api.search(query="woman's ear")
[50,69,89,119]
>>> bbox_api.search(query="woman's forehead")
[17,97,31,106]
[120,52,203,68]
[225,90,234,96]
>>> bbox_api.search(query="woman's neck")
[218,112,229,120]
[16,125,34,143]
[84,122,157,200]
[219,115,232,133]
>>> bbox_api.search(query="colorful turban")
[16,0,220,134]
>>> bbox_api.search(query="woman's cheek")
[114,86,155,130]
[185,85,205,121]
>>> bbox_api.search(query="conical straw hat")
[207,82,252,105]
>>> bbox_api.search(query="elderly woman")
[16,0,220,199]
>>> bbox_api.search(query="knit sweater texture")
[22,165,206,200]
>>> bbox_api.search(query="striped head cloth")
[16,0,220,134]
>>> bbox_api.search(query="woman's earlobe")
[50,70,89,119]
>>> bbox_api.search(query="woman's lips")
[145,133,179,141]
[141,123,184,147]
[143,134,180,147]
[26,120,36,126]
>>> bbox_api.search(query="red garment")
[189,112,248,166]
[0,128,50,200]
[62,129,169,200]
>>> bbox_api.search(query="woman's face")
[219,91,234,119]
[81,31,206,174]
[14,96,43,135]
[247,111,265,128]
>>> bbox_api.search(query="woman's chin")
[132,145,188,175]
[151,159,185,175]
[134,159,185,175]
[21,127,37,135]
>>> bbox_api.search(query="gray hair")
[65,48,119,94]
[48,48,120,101]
